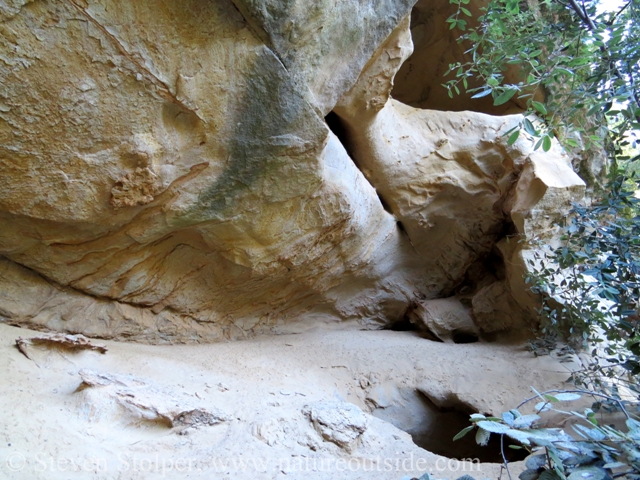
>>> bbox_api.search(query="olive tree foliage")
[526,175,639,376]
[444,0,640,156]
[454,389,640,480]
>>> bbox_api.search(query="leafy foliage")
[454,389,640,480]
[444,0,640,155]
[525,170,640,385]
[442,0,640,390]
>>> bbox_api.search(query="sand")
[0,323,574,479]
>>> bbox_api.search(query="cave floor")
[0,323,574,480]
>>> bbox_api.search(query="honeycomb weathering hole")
[371,389,527,462]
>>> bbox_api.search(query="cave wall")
[0,0,584,342]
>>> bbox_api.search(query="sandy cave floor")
[0,323,576,480]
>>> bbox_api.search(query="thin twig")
[500,434,513,480]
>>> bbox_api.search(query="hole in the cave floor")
[371,389,527,463]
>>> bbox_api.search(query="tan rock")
[0,0,428,340]
[408,297,478,343]
[75,369,229,429]
[472,281,520,333]
[334,18,586,332]
[334,28,531,295]
[0,0,587,341]
[303,400,368,451]
[392,0,538,114]
[502,149,586,318]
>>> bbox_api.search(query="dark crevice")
[377,192,393,215]
[450,219,518,299]
[325,111,398,220]
[228,0,272,55]
[372,388,527,462]
[325,112,356,159]
[385,316,419,332]
[451,330,479,344]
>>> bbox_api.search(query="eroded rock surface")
[408,297,478,343]
[75,369,229,430]
[303,400,369,451]
[0,0,585,341]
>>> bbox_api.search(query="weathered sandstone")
[0,0,585,342]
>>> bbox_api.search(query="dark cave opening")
[325,111,354,157]
[371,389,527,463]
[451,330,479,344]
[386,316,420,332]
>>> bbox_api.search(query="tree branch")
[566,0,596,29]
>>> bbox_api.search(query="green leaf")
[506,429,532,445]
[567,467,607,480]
[572,424,606,441]
[502,411,516,426]
[460,7,472,16]
[513,414,541,429]
[626,418,640,432]
[520,469,542,480]
[553,393,581,401]
[526,454,548,470]
[471,88,493,99]
[476,428,490,446]
[523,118,537,136]
[453,425,475,441]
[507,129,521,145]
[494,87,518,106]
[539,470,562,480]
[470,413,486,422]
[476,420,511,434]
[542,135,552,152]
[532,101,547,115]
[534,138,543,150]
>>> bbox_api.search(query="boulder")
[74,369,229,429]
[408,297,478,343]
[0,0,425,340]
[471,281,521,333]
